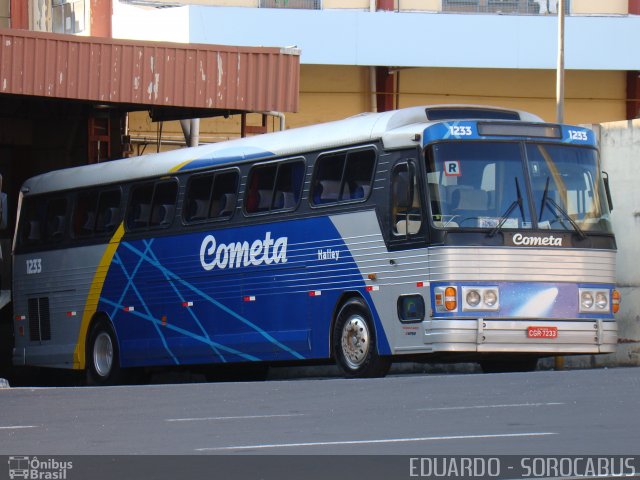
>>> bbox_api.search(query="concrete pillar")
[376,67,394,112]
[90,0,112,38]
[10,0,28,29]
[627,71,640,120]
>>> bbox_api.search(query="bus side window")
[311,149,375,205]
[272,160,304,211]
[184,170,239,222]
[245,160,302,214]
[20,198,45,246]
[74,191,99,237]
[211,171,239,218]
[127,183,154,230]
[392,162,422,236]
[44,197,68,242]
[149,181,178,227]
[95,189,122,234]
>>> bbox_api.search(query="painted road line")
[166,413,305,422]
[417,402,565,412]
[196,432,557,452]
[0,426,37,430]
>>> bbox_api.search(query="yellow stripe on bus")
[72,223,126,370]
[169,160,192,173]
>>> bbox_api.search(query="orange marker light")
[612,290,620,314]
[444,286,457,311]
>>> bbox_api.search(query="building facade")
[106,0,640,149]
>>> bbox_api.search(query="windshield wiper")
[538,175,586,239]
[488,177,525,237]
[541,194,587,240]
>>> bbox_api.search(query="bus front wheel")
[86,319,123,386]
[332,298,390,378]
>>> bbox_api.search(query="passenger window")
[311,149,375,205]
[127,180,177,230]
[20,197,46,246]
[245,160,304,214]
[392,162,423,236]
[74,191,99,237]
[150,182,178,227]
[95,189,122,234]
[45,198,68,242]
[184,170,239,223]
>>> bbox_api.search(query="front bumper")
[423,318,617,354]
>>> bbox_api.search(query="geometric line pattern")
[99,240,304,364]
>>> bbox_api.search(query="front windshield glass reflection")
[526,144,612,233]
[426,142,531,229]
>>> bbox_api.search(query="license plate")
[527,326,558,339]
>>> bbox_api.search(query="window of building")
[52,0,86,34]
[183,170,239,223]
[245,160,305,214]
[441,0,569,14]
[259,0,321,10]
[311,149,376,206]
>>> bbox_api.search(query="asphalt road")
[1,367,639,456]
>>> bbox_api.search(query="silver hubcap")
[341,315,370,370]
[93,332,113,378]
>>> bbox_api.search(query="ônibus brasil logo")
[8,456,73,479]
[200,232,288,271]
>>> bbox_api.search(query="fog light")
[595,292,608,310]
[581,291,594,310]
[466,290,481,307]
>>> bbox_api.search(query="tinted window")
[73,188,121,237]
[245,160,304,214]
[127,180,178,230]
[311,149,375,205]
[183,170,239,223]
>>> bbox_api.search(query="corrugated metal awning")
[0,28,300,117]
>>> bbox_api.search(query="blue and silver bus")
[11,105,619,384]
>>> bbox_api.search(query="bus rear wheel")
[333,298,390,378]
[86,319,123,386]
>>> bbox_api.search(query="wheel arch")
[329,291,381,359]
[85,311,120,369]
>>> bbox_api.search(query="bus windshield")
[426,141,612,234]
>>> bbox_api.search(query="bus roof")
[23,105,544,195]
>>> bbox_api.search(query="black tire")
[480,356,539,373]
[86,319,124,386]
[332,298,391,378]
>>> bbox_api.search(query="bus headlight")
[483,289,498,307]
[579,288,610,313]
[581,291,594,310]
[466,290,481,307]
[595,292,608,310]
[462,287,499,311]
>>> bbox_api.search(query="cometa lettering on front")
[512,233,563,247]
[200,232,288,271]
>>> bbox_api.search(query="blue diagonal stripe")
[99,297,259,361]
[121,241,305,360]
[144,240,226,363]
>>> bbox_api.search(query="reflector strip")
[309,291,322,297]
[15,315,25,321]
[366,286,380,292]
[244,296,256,302]
[66,311,77,317]
[416,281,429,288]
[182,301,194,307]
[123,306,135,312]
